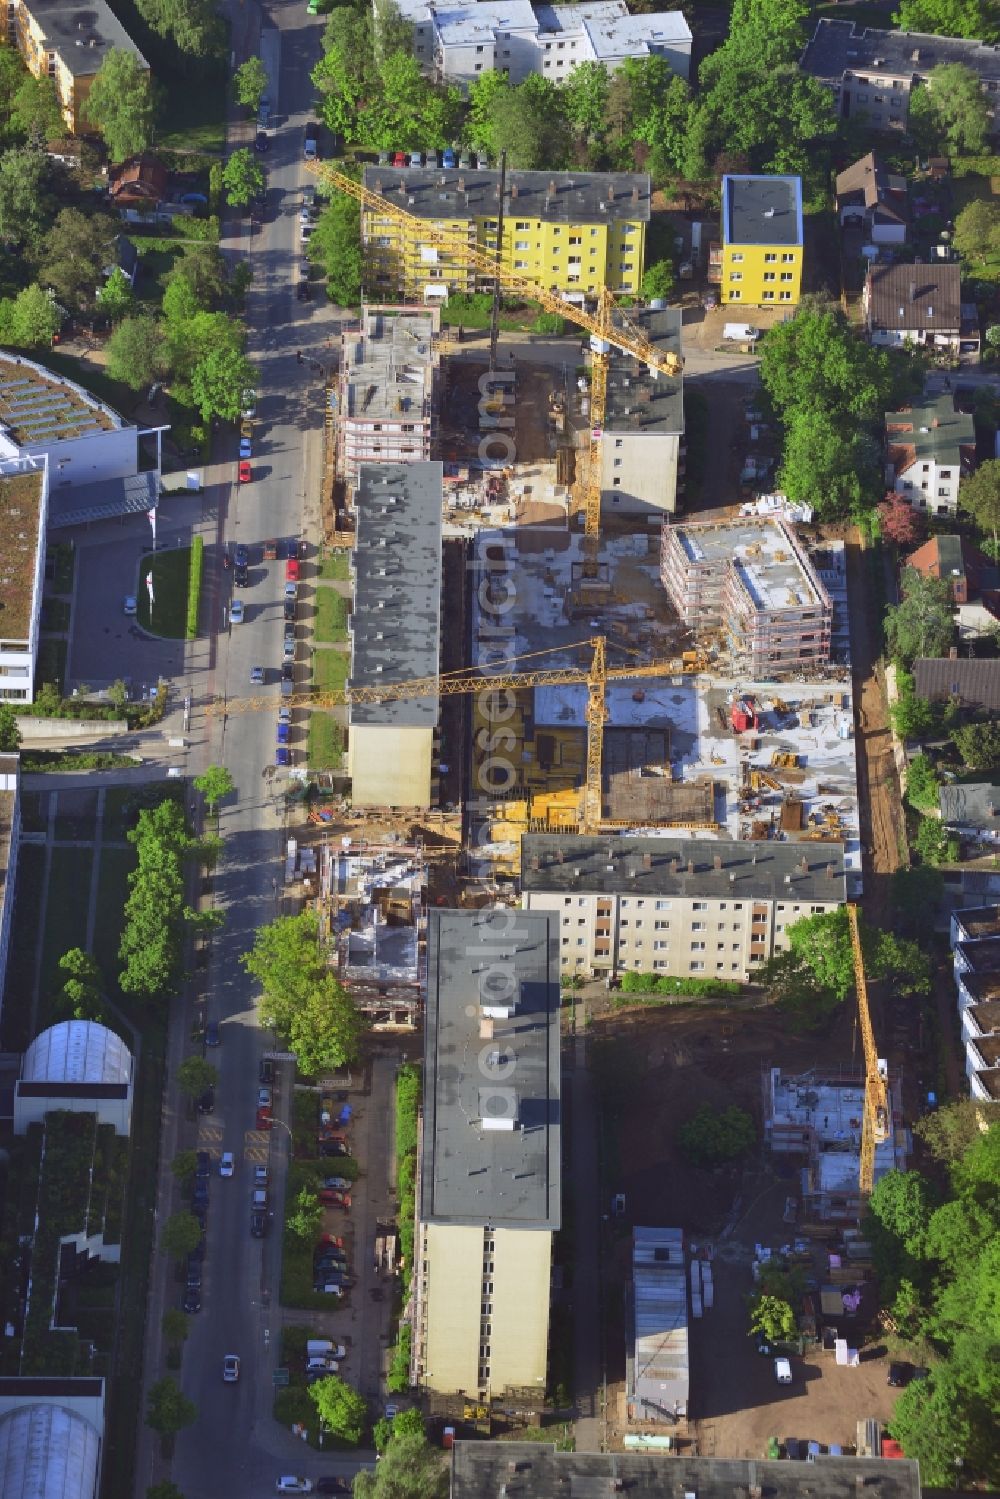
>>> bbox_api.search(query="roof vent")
[764,207,775,218]
[687,859,694,874]
[670,858,679,874]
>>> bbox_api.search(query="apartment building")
[659,516,832,678]
[800,18,1000,138]
[885,391,976,516]
[360,167,649,304]
[520,835,846,980]
[710,174,803,308]
[951,907,1000,1101]
[0,755,20,1020]
[337,307,440,483]
[346,463,443,808]
[0,457,48,706]
[4,0,147,135]
[413,908,560,1404]
[601,306,684,518]
[400,0,691,91]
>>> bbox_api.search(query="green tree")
[890,670,941,741]
[641,260,675,301]
[222,148,264,208]
[905,753,940,812]
[165,243,229,313]
[888,1365,992,1486]
[748,1293,797,1342]
[952,200,1000,267]
[307,192,362,305]
[160,1211,203,1260]
[884,569,955,666]
[312,8,377,139]
[465,71,510,155]
[363,50,460,151]
[876,931,932,997]
[136,0,224,56]
[309,1375,368,1445]
[82,48,156,162]
[925,1198,996,1266]
[54,946,105,1022]
[909,65,991,156]
[0,703,21,752]
[194,763,235,810]
[286,1185,323,1244]
[39,208,117,314]
[778,412,881,518]
[373,1406,424,1452]
[488,76,571,169]
[562,61,611,145]
[234,56,269,111]
[0,144,52,247]
[170,1149,199,1184]
[678,1103,755,1166]
[107,316,165,391]
[891,863,944,936]
[760,304,894,424]
[161,1307,190,1348]
[959,459,1000,553]
[176,1055,218,1098]
[97,265,135,322]
[146,1377,197,1438]
[191,346,258,424]
[867,1168,938,1269]
[355,1431,448,1499]
[287,974,365,1075]
[10,74,63,140]
[952,720,1000,771]
[914,1099,1000,1166]
[894,0,998,40]
[242,912,365,1070]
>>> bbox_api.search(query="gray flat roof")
[362,167,651,224]
[522,834,846,903]
[47,469,155,530]
[723,174,802,248]
[957,936,1000,973]
[801,17,1000,88]
[421,909,560,1230]
[450,1446,922,1499]
[940,782,1000,829]
[349,462,443,728]
[20,0,147,75]
[604,306,683,435]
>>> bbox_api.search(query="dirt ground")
[590,998,907,1456]
[439,356,565,469]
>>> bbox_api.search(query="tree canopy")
[222,148,264,208]
[242,912,365,1072]
[308,1374,367,1445]
[960,459,1000,552]
[355,1430,448,1499]
[678,1104,755,1166]
[83,49,156,162]
[234,56,269,111]
[146,1377,197,1438]
[885,569,955,666]
[909,65,992,156]
[759,908,930,1028]
[194,764,234,809]
[895,0,998,40]
[307,191,362,306]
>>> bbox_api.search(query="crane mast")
[846,903,890,1207]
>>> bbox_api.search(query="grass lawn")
[317,550,350,581]
[138,547,193,639]
[38,847,94,1017]
[307,712,344,771]
[35,638,66,694]
[0,845,46,1051]
[92,848,135,986]
[313,589,349,643]
[138,245,184,305]
[157,63,227,154]
[312,649,349,694]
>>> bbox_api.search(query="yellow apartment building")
[4,0,147,135]
[413,909,560,1406]
[712,174,803,309]
[361,167,650,304]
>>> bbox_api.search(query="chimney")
[458,176,465,192]
[548,179,557,196]
[530,856,540,871]
[642,852,652,870]
[607,182,615,201]
[670,858,679,875]
[511,182,519,198]
[931,416,939,427]
[374,176,383,194]
[799,856,809,875]
[827,862,836,878]
[948,645,958,659]
[909,280,917,302]
[713,854,722,871]
[687,859,694,875]
[632,184,639,203]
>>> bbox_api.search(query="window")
[569,235,582,245]
[474,62,482,70]
[763,272,776,281]
[692,922,705,932]
[514,259,528,269]
[613,458,622,468]
[655,899,670,909]
[476,43,484,51]
[779,291,792,301]
[612,476,621,487]
[690,961,705,972]
[729,271,742,282]
[515,221,529,230]
[940,469,951,479]
[730,289,742,299]
[762,291,775,300]
[514,240,530,250]
[690,940,706,952]
[731,252,744,263]
[764,252,777,263]
[937,487,950,497]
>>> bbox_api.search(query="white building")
[601,305,684,518]
[401,0,691,90]
[15,1020,135,1136]
[950,906,1000,1102]
[0,455,48,704]
[884,390,976,516]
[0,754,20,1010]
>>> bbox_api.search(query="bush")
[906,754,940,813]
[678,1104,756,1167]
[185,536,203,640]
[533,312,566,334]
[613,972,742,1005]
[386,1323,411,1393]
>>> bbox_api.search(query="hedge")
[611,973,743,1007]
[185,535,203,640]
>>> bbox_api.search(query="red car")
[391,151,407,167]
[256,1106,273,1130]
[319,1189,351,1210]
[317,1234,344,1249]
[285,557,300,582]
[238,460,252,484]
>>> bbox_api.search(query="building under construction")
[660,517,833,678]
[318,839,426,1028]
[764,1067,908,1224]
[336,305,440,482]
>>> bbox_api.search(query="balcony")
[707,242,722,285]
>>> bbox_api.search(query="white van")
[774,1356,793,1385]
[307,1339,347,1359]
[724,322,759,342]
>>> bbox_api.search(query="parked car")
[186,1254,202,1287]
[250,1208,268,1237]
[234,565,249,588]
[229,598,245,624]
[195,1150,211,1178]
[314,1281,345,1296]
[888,1361,912,1388]
[442,147,456,168]
[238,460,252,484]
[264,538,278,560]
[205,1020,220,1047]
[192,1180,209,1207]
[276,746,290,768]
[197,1087,215,1115]
[283,598,296,622]
[285,557,300,582]
[304,123,319,160]
[409,151,422,167]
[257,1106,274,1130]
[458,150,473,168]
[241,388,257,418]
[191,1200,207,1227]
[258,1086,273,1109]
[300,222,314,243]
[234,543,249,570]
[255,131,269,152]
[297,279,311,301]
[318,1139,350,1157]
[284,580,297,601]
[320,1189,351,1209]
[275,1481,313,1495]
[315,1481,350,1495]
[282,638,296,663]
[239,437,252,459]
[254,1164,269,1186]
[281,662,295,697]
[774,1357,793,1385]
[391,150,407,166]
[321,1177,351,1191]
[250,665,265,686]
[259,1058,274,1085]
[220,1151,235,1178]
[183,1288,202,1314]
[223,1353,241,1382]
[277,721,291,745]
[123,595,137,615]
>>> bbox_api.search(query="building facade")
[361,167,649,303]
[800,18,1000,138]
[659,516,832,678]
[346,463,444,808]
[0,755,20,1017]
[885,391,975,515]
[713,174,803,308]
[0,457,48,705]
[521,835,846,980]
[3,0,148,135]
[414,908,560,1403]
[835,152,908,243]
[863,262,979,360]
[951,907,1000,1102]
[337,307,440,482]
[600,306,684,517]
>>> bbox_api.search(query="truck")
[724,322,759,343]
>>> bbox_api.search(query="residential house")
[913,656,1000,714]
[905,535,994,604]
[361,167,649,303]
[601,306,684,518]
[3,0,148,136]
[885,392,976,515]
[108,157,168,209]
[413,908,559,1404]
[520,834,846,981]
[800,18,1000,138]
[940,783,1000,844]
[863,262,979,360]
[399,0,691,91]
[346,463,443,809]
[835,152,908,243]
[709,174,803,308]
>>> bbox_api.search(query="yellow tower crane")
[304,161,682,555]
[846,902,890,1207]
[211,637,699,831]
